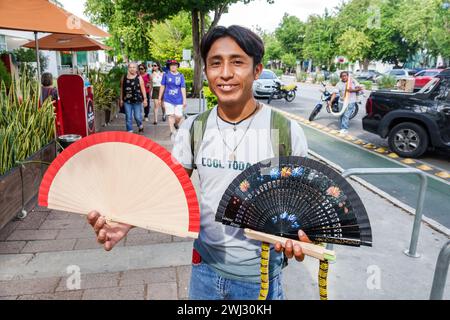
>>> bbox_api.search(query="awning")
[23,33,111,51]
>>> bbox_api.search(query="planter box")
[94,108,106,129]
[0,141,56,230]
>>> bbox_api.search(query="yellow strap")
[318,260,329,300]
[259,242,270,300]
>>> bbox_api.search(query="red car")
[414,69,443,89]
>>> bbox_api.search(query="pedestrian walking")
[149,62,166,125]
[158,59,187,140]
[138,63,152,122]
[120,62,148,133]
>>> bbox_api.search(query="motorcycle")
[309,82,359,122]
[267,81,297,104]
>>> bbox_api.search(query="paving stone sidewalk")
[0,112,449,300]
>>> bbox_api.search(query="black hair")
[41,72,53,87]
[340,71,349,77]
[200,25,265,69]
[152,61,162,71]
[138,63,146,70]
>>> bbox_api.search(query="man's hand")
[274,230,312,262]
[87,211,132,251]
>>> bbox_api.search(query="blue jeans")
[340,102,356,130]
[124,102,143,132]
[189,261,284,300]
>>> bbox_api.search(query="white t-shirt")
[172,104,308,282]
[152,71,163,87]
[334,78,361,104]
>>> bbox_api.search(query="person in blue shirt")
[158,59,187,140]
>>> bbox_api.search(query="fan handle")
[244,229,336,261]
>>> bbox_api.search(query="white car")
[253,69,280,98]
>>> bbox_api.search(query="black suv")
[362,68,450,158]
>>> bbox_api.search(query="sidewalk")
[0,112,449,300]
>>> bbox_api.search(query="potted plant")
[89,69,116,128]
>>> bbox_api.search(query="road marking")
[273,107,450,184]
[417,164,433,171]
[436,171,450,179]
[401,158,416,164]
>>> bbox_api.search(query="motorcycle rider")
[329,71,362,134]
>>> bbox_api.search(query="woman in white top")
[149,62,166,125]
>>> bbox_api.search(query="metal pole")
[340,168,428,258]
[430,240,450,300]
[34,31,42,105]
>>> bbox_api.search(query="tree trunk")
[192,9,203,98]
[363,58,370,72]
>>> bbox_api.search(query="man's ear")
[254,63,264,80]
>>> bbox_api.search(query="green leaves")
[0,73,55,175]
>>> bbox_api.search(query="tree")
[85,0,274,97]
[337,28,373,65]
[281,52,297,71]
[302,12,337,70]
[147,12,193,62]
[275,14,305,60]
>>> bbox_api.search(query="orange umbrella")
[0,0,110,37]
[0,0,110,84]
[24,34,111,51]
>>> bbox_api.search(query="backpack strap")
[270,109,292,157]
[190,108,213,170]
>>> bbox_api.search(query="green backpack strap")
[190,108,213,170]
[270,109,292,157]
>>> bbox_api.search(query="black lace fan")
[216,156,372,249]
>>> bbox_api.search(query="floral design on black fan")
[271,211,301,232]
[239,180,250,192]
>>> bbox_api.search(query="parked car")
[414,69,443,90]
[356,70,383,82]
[253,69,280,98]
[386,69,415,81]
[362,68,450,158]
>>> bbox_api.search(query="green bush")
[377,75,397,90]
[185,80,193,96]
[203,86,218,110]
[106,65,127,98]
[329,74,340,86]
[316,73,325,84]
[89,69,115,111]
[274,69,283,77]
[296,71,307,82]
[360,80,373,90]
[0,60,11,89]
[179,68,194,82]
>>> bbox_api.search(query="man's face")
[170,64,178,73]
[205,36,262,106]
[340,73,348,82]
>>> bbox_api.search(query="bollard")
[430,240,450,300]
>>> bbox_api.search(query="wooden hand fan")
[39,132,200,238]
[215,156,372,300]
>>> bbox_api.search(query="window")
[422,71,440,77]
[390,70,406,76]
[0,35,7,52]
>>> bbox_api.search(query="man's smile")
[217,84,240,92]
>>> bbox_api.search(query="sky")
[59,0,343,32]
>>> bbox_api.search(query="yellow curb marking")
[417,164,433,171]
[401,158,416,164]
[363,143,376,149]
[330,130,339,134]
[354,140,365,145]
[374,147,387,153]
[388,153,399,158]
[436,171,450,179]
[345,135,355,141]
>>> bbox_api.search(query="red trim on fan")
[38,132,200,233]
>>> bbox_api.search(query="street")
[264,83,450,230]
